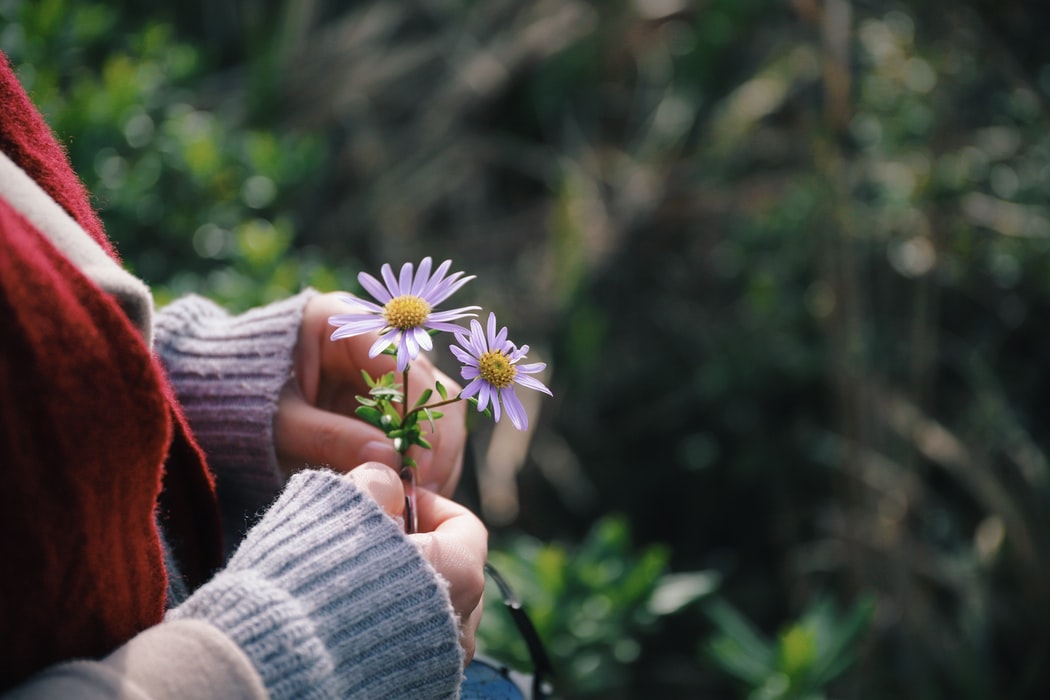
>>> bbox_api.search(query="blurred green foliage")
[705,596,876,700]
[7,0,1050,696]
[480,515,718,697]
[1,0,354,309]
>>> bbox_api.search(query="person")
[0,49,487,699]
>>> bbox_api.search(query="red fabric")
[0,53,222,690]
[0,54,114,259]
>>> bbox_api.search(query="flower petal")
[449,344,477,366]
[358,272,392,304]
[396,335,414,371]
[427,272,476,306]
[399,260,414,295]
[369,328,399,358]
[345,300,385,316]
[404,328,420,357]
[427,306,481,322]
[411,256,432,296]
[486,313,498,348]
[329,319,386,339]
[414,327,433,352]
[421,259,454,298]
[477,382,492,412]
[381,263,401,297]
[515,362,546,374]
[501,387,527,430]
[513,373,553,396]
[493,325,508,350]
[509,344,530,362]
[427,320,474,334]
[468,318,487,355]
[460,366,480,380]
[452,330,472,353]
[489,387,502,423]
[328,312,381,325]
[460,377,483,399]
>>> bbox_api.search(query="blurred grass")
[8,0,1050,696]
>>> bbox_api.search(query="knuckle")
[310,421,342,462]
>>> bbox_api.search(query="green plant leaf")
[647,571,722,616]
[704,599,775,677]
[354,405,384,428]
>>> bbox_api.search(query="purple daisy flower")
[329,257,480,371]
[450,312,552,431]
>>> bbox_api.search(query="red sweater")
[0,53,221,690]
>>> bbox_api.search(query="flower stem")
[402,394,463,424]
[400,366,418,534]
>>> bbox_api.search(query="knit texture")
[169,470,464,699]
[153,291,316,542]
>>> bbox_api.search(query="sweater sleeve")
[0,620,268,700]
[152,290,318,539]
[167,469,464,699]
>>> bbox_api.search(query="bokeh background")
[6,0,1050,697]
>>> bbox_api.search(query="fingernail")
[357,440,399,469]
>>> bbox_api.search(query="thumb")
[344,461,406,518]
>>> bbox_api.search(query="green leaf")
[354,406,384,428]
[402,456,417,469]
[415,435,433,450]
[777,623,818,680]
[360,369,376,388]
[704,599,775,675]
[435,380,448,400]
[706,635,774,686]
[467,396,493,418]
[647,571,721,616]
[371,385,403,403]
[422,407,439,431]
[809,595,876,686]
[355,395,377,407]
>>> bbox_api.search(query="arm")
[168,467,471,699]
[5,467,479,700]
[1,621,267,700]
[153,291,316,540]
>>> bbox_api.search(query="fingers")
[409,487,488,664]
[343,461,406,518]
[295,291,468,495]
[459,596,484,663]
[274,382,400,476]
[408,365,466,497]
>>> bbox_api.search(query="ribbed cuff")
[169,470,463,700]
[153,290,318,530]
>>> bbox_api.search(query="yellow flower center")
[383,295,431,330]
[478,350,517,389]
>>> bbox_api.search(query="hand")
[275,292,467,496]
[346,463,487,663]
